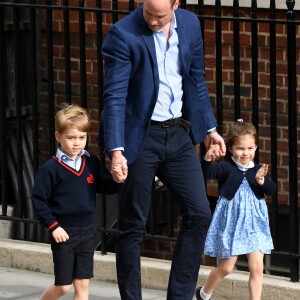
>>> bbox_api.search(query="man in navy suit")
[99,0,226,299]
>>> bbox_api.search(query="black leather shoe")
[195,287,210,300]
[195,287,203,300]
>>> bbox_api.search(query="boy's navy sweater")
[201,158,277,200]
[32,154,120,232]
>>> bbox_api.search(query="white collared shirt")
[56,148,90,171]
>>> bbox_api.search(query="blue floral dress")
[204,164,274,259]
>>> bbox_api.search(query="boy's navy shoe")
[195,287,210,300]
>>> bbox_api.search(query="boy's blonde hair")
[55,103,91,133]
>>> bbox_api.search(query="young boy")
[32,103,121,300]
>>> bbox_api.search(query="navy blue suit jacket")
[100,6,217,164]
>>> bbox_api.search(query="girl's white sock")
[200,286,212,300]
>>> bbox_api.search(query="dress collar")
[231,156,254,171]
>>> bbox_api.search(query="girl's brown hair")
[225,121,258,157]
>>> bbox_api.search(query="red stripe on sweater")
[48,221,59,231]
[52,155,86,176]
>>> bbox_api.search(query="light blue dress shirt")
[151,13,183,122]
[56,148,90,171]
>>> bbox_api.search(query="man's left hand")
[204,131,226,157]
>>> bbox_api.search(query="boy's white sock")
[200,286,212,300]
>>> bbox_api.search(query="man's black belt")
[150,118,192,128]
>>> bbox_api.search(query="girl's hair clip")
[237,118,243,122]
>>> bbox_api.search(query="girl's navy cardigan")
[32,154,120,232]
[201,158,277,200]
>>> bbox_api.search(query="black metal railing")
[0,0,299,282]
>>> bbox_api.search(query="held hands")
[113,163,124,179]
[204,142,221,161]
[255,163,268,185]
[52,226,69,243]
[111,150,128,183]
[204,131,226,161]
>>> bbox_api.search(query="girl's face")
[229,134,257,167]
[55,127,87,160]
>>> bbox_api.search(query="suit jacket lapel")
[174,10,188,73]
[137,8,159,93]
[137,8,155,60]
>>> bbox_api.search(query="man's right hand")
[111,150,128,183]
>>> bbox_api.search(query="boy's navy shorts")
[51,224,96,285]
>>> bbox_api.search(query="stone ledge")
[0,238,299,299]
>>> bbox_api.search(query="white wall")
[186,0,299,10]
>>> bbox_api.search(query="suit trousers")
[116,124,211,300]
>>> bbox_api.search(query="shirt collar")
[231,156,254,170]
[171,11,177,32]
[56,148,90,162]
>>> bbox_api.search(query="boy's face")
[55,126,87,160]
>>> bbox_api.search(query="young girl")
[196,120,276,300]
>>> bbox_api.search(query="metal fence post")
[286,0,299,283]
